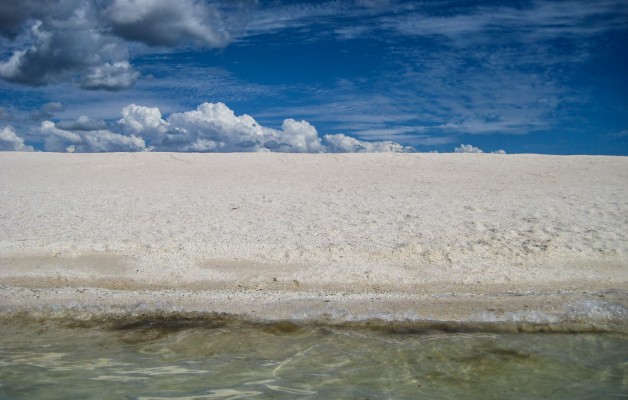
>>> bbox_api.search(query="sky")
[0,0,627,154]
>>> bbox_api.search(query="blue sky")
[0,0,627,154]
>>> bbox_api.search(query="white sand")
[1,152,626,328]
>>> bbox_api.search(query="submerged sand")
[0,152,626,330]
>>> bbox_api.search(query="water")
[0,317,626,399]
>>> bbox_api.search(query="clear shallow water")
[0,317,626,399]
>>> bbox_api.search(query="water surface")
[1,317,626,399]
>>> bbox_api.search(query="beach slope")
[1,152,626,330]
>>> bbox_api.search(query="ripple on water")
[0,317,626,399]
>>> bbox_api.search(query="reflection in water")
[0,317,626,399]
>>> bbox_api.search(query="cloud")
[239,0,627,143]
[0,126,34,151]
[42,102,64,114]
[104,0,236,48]
[241,0,628,42]
[0,0,244,89]
[254,93,427,146]
[79,61,139,91]
[118,104,170,140]
[119,102,412,153]
[455,144,483,153]
[11,101,411,153]
[454,144,505,154]
[267,119,324,153]
[56,115,107,131]
[0,13,137,90]
[2,0,625,104]
[119,102,323,152]
[242,2,348,37]
[40,120,145,152]
[0,0,80,37]
[322,133,412,153]
[30,102,64,121]
[610,129,628,138]
[386,0,628,40]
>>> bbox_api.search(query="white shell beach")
[1,152,626,330]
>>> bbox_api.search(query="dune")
[0,152,626,330]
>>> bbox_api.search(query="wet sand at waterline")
[1,152,626,330]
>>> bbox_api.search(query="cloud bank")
[1,102,414,153]
[118,102,413,153]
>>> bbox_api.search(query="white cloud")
[119,104,170,140]
[454,144,483,153]
[454,144,505,154]
[120,102,325,152]
[80,61,139,91]
[118,102,412,153]
[0,126,34,151]
[323,133,412,153]
[270,119,323,153]
[41,120,145,152]
[166,102,267,151]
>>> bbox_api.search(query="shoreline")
[1,285,627,333]
[1,152,626,331]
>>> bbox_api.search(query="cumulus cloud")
[0,126,34,151]
[455,144,483,153]
[19,101,410,153]
[119,104,171,140]
[119,102,412,153]
[322,133,413,153]
[0,0,242,89]
[119,102,326,152]
[104,0,234,47]
[41,120,145,152]
[0,12,137,90]
[454,144,505,154]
